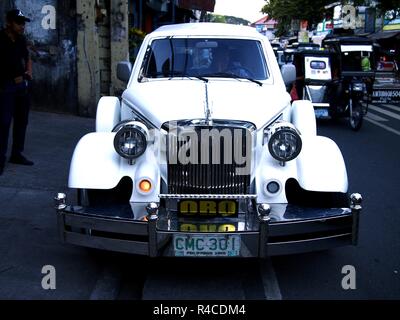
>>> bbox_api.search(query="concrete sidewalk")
[0,111,101,299]
[0,111,94,191]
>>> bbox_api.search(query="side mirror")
[281,63,296,86]
[117,61,132,83]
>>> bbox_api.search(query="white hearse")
[55,23,362,258]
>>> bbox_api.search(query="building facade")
[1,0,215,116]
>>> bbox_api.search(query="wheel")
[363,99,369,115]
[349,99,363,131]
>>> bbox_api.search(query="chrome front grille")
[167,125,252,195]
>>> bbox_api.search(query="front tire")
[349,99,363,131]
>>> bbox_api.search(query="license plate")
[174,234,241,257]
[179,223,238,233]
[314,108,329,118]
[373,90,400,100]
[178,200,238,217]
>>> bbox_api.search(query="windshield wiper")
[172,72,209,83]
[202,72,263,86]
[146,71,209,83]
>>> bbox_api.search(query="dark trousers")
[0,81,31,166]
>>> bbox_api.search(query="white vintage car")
[55,23,362,258]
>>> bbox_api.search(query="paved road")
[274,101,400,299]
[0,112,98,299]
[0,103,399,300]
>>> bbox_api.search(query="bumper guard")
[54,193,362,258]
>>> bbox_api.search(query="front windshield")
[341,50,374,72]
[340,45,374,72]
[141,38,269,80]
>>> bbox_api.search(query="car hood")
[122,79,290,129]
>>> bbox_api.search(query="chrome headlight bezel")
[266,122,302,162]
[113,121,148,159]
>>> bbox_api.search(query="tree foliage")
[207,14,226,23]
[262,0,400,36]
[204,13,250,25]
[262,0,333,36]
[377,0,400,14]
[353,0,400,16]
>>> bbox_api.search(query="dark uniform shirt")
[0,29,29,87]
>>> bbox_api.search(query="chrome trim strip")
[159,194,257,199]
[112,120,147,134]
[162,119,257,132]
[122,99,158,129]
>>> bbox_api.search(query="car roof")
[150,22,264,39]
[294,49,333,57]
[323,35,373,45]
[298,43,319,47]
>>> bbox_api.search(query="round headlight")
[113,122,147,159]
[267,122,302,162]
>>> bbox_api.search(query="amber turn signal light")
[139,179,152,193]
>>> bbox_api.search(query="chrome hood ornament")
[204,82,213,126]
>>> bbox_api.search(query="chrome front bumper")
[55,194,362,258]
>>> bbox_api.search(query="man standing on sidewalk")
[0,9,34,175]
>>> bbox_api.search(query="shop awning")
[177,0,216,12]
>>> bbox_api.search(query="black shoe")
[9,154,34,166]
[0,165,4,175]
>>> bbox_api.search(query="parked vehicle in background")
[292,49,334,118]
[377,60,397,72]
[296,42,320,51]
[373,49,400,103]
[283,48,296,64]
[55,23,362,258]
[322,35,375,130]
[271,42,282,51]
[274,47,286,68]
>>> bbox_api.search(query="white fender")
[255,144,297,204]
[296,136,348,192]
[68,132,160,202]
[95,96,121,132]
[291,100,317,136]
[130,145,160,202]
[69,133,121,189]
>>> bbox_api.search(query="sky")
[213,0,267,23]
